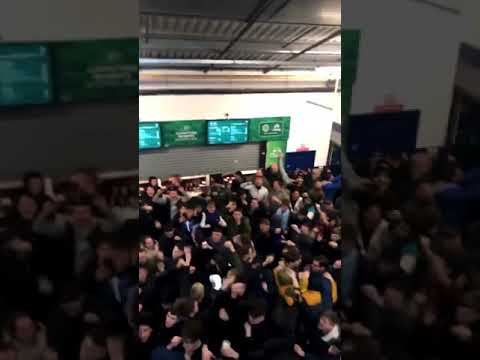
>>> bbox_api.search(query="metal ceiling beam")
[140,34,340,50]
[281,26,319,49]
[264,29,341,73]
[266,0,293,20]
[216,0,277,59]
[199,0,277,73]
[140,38,340,56]
[139,58,338,69]
[140,11,341,27]
[140,65,339,72]
[140,88,334,96]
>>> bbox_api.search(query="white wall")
[0,0,137,41]
[140,92,341,166]
[343,0,463,148]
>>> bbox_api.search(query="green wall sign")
[249,117,290,142]
[140,116,292,151]
[162,121,207,147]
[341,30,361,148]
[52,38,138,103]
[265,140,288,168]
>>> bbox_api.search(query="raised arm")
[278,153,294,186]
[152,190,167,205]
[33,201,66,238]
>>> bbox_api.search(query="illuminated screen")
[139,122,162,150]
[0,44,52,106]
[207,120,249,145]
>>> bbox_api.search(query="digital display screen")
[207,120,249,145]
[0,44,52,106]
[139,122,162,150]
[347,110,419,159]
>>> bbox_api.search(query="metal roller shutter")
[140,143,262,180]
[0,102,137,181]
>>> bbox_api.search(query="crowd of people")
[341,149,480,359]
[138,153,342,360]
[4,147,478,360]
[0,170,138,359]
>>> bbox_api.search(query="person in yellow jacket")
[274,249,337,309]
[302,255,338,309]
[273,246,302,306]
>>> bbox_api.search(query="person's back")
[296,311,341,360]
[46,287,84,360]
[240,305,291,360]
[253,221,277,261]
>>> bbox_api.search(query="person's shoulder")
[151,345,179,360]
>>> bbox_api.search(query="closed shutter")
[140,143,262,180]
[0,102,137,181]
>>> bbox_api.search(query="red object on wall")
[374,94,404,113]
[296,144,310,152]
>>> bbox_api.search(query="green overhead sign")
[138,116,292,150]
[265,140,288,168]
[162,121,206,147]
[52,39,138,103]
[249,117,290,141]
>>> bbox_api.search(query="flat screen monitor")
[347,110,420,159]
[0,44,53,106]
[285,151,316,172]
[207,119,249,145]
[139,122,162,150]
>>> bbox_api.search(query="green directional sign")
[52,38,138,103]
[162,121,206,147]
[249,117,290,141]
[265,140,288,168]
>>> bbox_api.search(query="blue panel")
[285,151,316,171]
[347,110,420,160]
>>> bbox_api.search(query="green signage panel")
[162,121,206,147]
[208,119,249,145]
[249,117,290,141]
[139,122,161,150]
[341,30,361,148]
[0,44,53,106]
[52,39,138,103]
[342,30,361,63]
[265,140,288,168]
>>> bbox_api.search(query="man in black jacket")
[239,298,293,360]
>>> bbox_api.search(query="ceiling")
[140,0,341,72]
